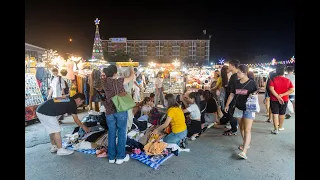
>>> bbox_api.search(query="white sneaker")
[279,128,284,131]
[207,123,215,129]
[51,145,58,153]
[271,129,279,134]
[109,160,115,164]
[57,148,74,156]
[190,135,197,141]
[116,154,130,165]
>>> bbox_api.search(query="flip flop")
[223,130,237,136]
[238,145,250,150]
[238,152,247,160]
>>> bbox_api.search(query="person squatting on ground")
[225,65,258,159]
[269,65,294,134]
[36,93,90,156]
[181,92,202,140]
[152,94,187,145]
[101,65,135,165]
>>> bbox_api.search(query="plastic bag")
[246,94,260,113]
[287,100,294,113]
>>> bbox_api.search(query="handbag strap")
[201,103,207,113]
[233,80,251,106]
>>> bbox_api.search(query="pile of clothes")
[63,110,108,157]
[63,109,190,168]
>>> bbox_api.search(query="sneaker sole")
[57,152,74,156]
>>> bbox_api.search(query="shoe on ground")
[97,152,107,158]
[238,152,247,160]
[180,138,188,149]
[109,159,116,164]
[207,123,215,129]
[57,148,74,156]
[279,127,284,131]
[51,145,58,153]
[116,154,130,165]
[285,114,291,119]
[271,129,279,134]
[190,135,197,141]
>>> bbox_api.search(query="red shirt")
[269,76,294,102]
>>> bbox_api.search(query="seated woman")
[181,92,202,141]
[141,97,153,116]
[152,94,187,145]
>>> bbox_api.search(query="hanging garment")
[36,67,46,82]
[66,61,75,80]
[84,76,89,105]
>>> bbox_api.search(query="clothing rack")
[75,74,89,105]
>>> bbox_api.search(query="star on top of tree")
[94,18,100,25]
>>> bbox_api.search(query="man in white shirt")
[285,66,295,119]
[48,68,66,99]
[154,72,165,107]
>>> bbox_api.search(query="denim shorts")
[233,108,255,119]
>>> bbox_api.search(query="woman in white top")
[182,92,201,140]
[154,72,165,107]
[140,97,153,116]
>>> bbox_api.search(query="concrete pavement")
[25,94,295,180]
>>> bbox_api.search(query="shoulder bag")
[111,80,136,112]
[229,80,251,115]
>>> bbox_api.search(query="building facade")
[101,38,210,62]
[25,43,47,61]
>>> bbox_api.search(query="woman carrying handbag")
[101,64,135,165]
[224,65,258,160]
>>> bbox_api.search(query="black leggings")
[225,90,238,132]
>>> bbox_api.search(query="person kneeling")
[152,94,187,146]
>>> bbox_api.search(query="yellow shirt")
[70,85,77,97]
[167,107,187,134]
[216,77,222,89]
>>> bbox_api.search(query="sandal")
[238,152,247,159]
[238,145,250,150]
[223,130,237,136]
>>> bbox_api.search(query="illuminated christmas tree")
[92,18,104,60]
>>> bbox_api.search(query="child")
[182,92,202,140]
[141,97,153,116]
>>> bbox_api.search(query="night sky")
[25,1,295,64]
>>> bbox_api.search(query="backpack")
[51,76,69,95]
[149,107,161,125]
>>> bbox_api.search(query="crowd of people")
[34,59,295,161]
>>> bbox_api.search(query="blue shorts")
[233,108,255,119]
[265,91,270,98]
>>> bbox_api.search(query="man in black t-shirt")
[36,93,90,156]
[224,59,240,136]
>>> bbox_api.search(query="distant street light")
[69,38,72,42]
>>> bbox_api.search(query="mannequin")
[66,59,75,80]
